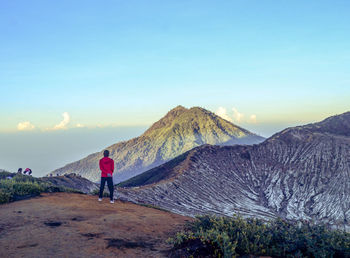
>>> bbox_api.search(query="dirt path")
[0,193,192,257]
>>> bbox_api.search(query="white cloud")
[249,114,257,123]
[232,108,244,123]
[76,123,85,128]
[52,112,70,130]
[216,107,233,122]
[216,107,258,125]
[17,121,35,131]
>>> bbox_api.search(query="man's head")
[103,150,110,157]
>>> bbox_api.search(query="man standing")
[98,150,115,203]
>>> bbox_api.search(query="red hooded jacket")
[99,157,114,177]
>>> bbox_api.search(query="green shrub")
[0,173,82,204]
[0,189,11,204]
[169,215,350,257]
[0,171,14,180]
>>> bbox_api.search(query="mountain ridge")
[52,106,264,182]
[118,111,350,229]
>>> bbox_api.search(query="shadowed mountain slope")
[119,111,350,229]
[52,106,264,183]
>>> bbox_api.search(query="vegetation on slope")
[169,215,350,257]
[0,172,80,204]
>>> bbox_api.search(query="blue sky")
[1,0,350,134]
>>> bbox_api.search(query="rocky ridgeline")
[43,173,98,193]
[119,112,350,229]
[52,106,264,183]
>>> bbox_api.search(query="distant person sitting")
[17,168,23,174]
[98,150,115,204]
[23,168,32,175]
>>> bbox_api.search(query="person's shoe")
[98,198,102,202]
[110,200,114,204]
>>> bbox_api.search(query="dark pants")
[99,177,114,200]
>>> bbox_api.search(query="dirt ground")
[0,193,192,258]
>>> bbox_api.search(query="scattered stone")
[82,233,102,239]
[17,243,38,249]
[71,216,84,221]
[105,238,154,250]
[44,221,62,227]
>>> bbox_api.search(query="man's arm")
[99,159,102,171]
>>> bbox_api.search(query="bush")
[0,189,11,203]
[169,215,350,257]
[0,172,81,204]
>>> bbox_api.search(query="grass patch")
[169,215,350,257]
[0,172,81,204]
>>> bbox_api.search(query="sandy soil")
[0,193,192,258]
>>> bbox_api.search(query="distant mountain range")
[119,111,350,229]
[52,106,264,182]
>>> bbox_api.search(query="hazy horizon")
[0,107,341,177]
[0,126,146,177]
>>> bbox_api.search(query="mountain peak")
[53,105,264,183]
[144,105,263,147]
[189,106,205,111]
[171,105,187,112]
[165,105,188,119]
[144,106,188,134]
